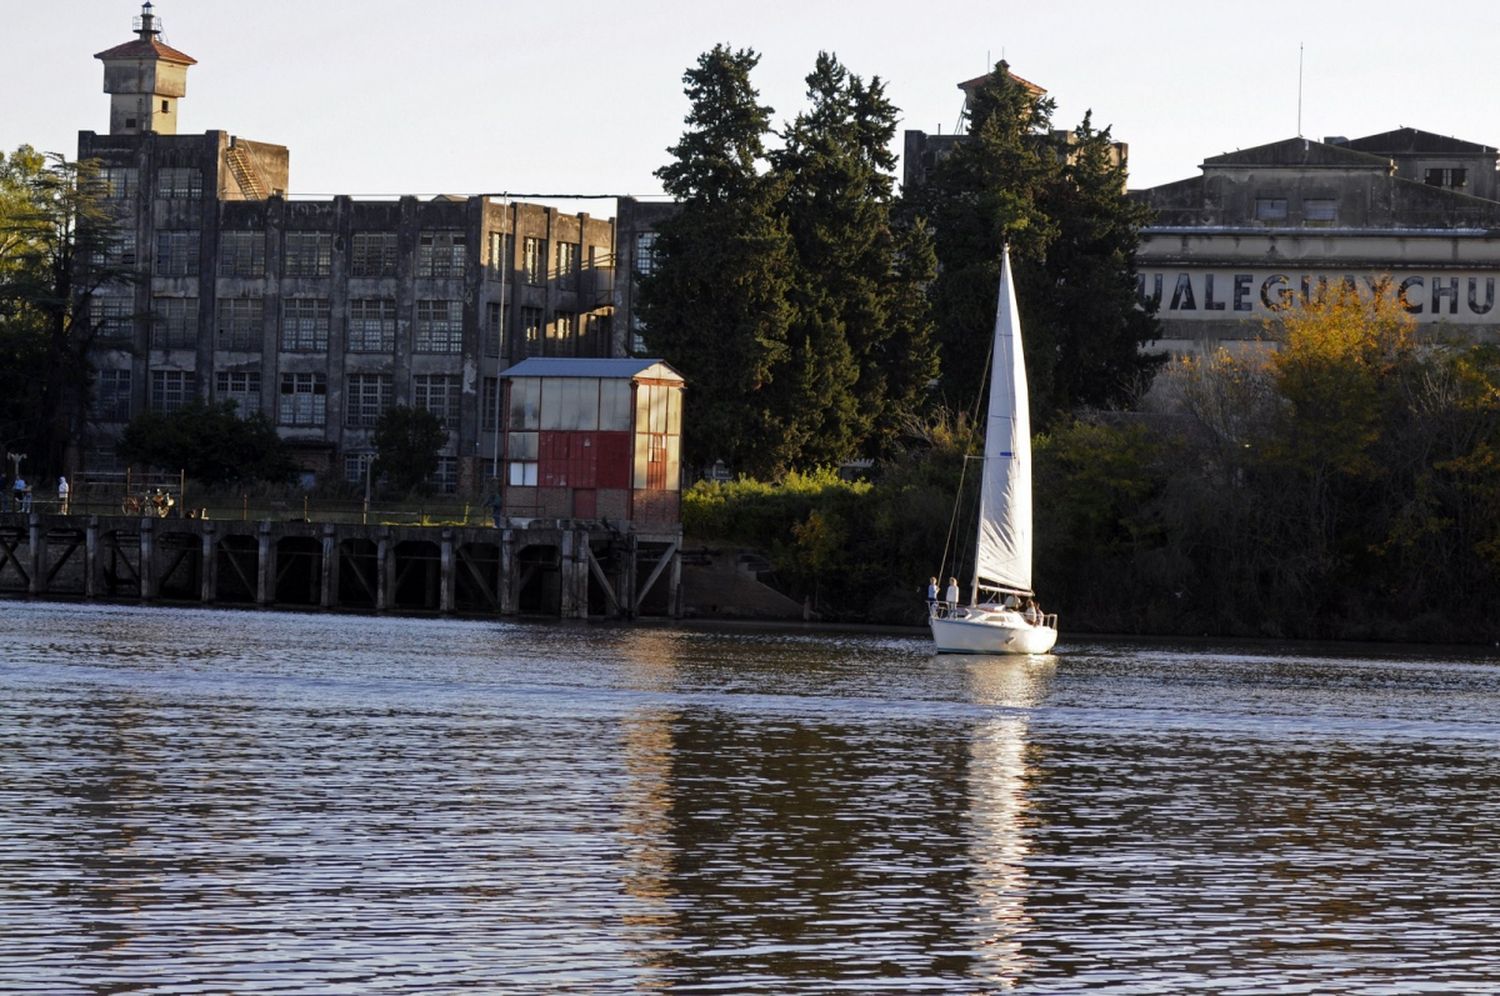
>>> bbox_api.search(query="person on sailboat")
[944,577,960,612]
[926,577,939,615]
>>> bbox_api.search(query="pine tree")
[771,53,937,465]
[639,46,798,477]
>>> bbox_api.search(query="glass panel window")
[482,377,502,432]
[214,370,261,415]
[413,374,461,427]
[523,237,545,285]
[417,231,467,278]
[157,167,203,200]
[281,298,330,351]
[278,372,327,426]
[488,232,511,277]
[507,379,539,430]
[101,166,137,200]
[1303,199,1338,222]
[154,230,200,276]
[634,231,658,275]
[216,298,263,351]
[547,311,577,356]
[345,373,393,427]
[218,230,265,277]
[284,232,332,277]
[415,299,463,353]
[150,369,196,412]
[1255,198,1288,221]
[348,298,397,352]
[520,306,543,357]
[344,451,374,484]
[430,456,458,494]
[91,296,135,342]
[351,232,397,276]
[600,379,631,431]
[556,241,579,283]
[508,461,538,487]
[92,230,136,268]
[151,297,198,349]
[484,301,503,358]
[95,368,133,422]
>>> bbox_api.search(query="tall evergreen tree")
[639,46,798,477]
[771,53,937,464]
[910,62,1160,420]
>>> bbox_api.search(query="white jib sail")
[973,248,1033,596]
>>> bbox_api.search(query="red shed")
[500,358,685,527]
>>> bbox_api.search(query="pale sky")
[7,0,1500,209]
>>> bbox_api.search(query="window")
[1425,167,1469,189]
[634,231,659,275]
[278,372,327,426]
[484,301,503,358]
[556,241,579,283]
[284,232,332,277]
[91,296,134,341]
[1303,199,1338,222]
[523,236,545,285]
[430,457,458,494]
[413,374,461,427]
[218,231,265,277]
[215,370,261,415]
[150,370,196,412]
[418,231,467,278]
[95,368,132,422]
[345,373,393,427]
[351,232,397,276]
[548,311,577,356]
[415,299,463,353]
[482,376,500,431]
[508,459,538,487]
[581,313,611,356]
[520,306,543,357]
[155,230,200,276]
[157,167,202,200]
[281,298,330,352]
[151,297,198,349]
[348,298,397,352]
[344,451,374,485]
[1254,198,1288,221]
[216,298,263,351]
[100,166,137,200]
[488,231,512,278]
[508,380,539,429]
[92,230,137,269]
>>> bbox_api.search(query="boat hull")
[929,611,1058,655]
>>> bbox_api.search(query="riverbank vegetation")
[691,289,1500,642]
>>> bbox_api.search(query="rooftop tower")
[94,2,197,135]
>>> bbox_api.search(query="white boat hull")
[929,609,1058,655]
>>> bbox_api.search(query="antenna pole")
[1297,43,1304,137]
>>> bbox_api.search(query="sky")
[7,0,1500,210]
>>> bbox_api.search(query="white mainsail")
[972,248,1033,596]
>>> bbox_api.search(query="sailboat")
[930,248,1058,655]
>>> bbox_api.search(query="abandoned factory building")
[80,4,621,494]
[1132,129,1500,354]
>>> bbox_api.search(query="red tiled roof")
[958,70,1046,97]
[94,37,196,65]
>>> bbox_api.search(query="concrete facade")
[1132,131,1500,354]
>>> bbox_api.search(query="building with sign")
[1132,130,1500,354]
[79,4,619,493]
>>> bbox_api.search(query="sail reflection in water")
[964,656,1055,986]
[6,603,1500,991]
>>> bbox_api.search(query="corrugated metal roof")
[94,38,197,65]
[502,357,684,382]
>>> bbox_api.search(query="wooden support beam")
[634,539,680,613]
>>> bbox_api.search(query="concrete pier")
[0,513,682,619]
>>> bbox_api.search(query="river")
[3,601,1499,993]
